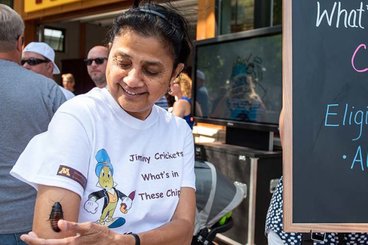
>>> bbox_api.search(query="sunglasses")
[84,57,107,66]
[21,58,49,66]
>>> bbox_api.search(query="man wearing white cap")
[0,4,66,243]
[22,42,75,100]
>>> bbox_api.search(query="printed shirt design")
[83,149,135,228]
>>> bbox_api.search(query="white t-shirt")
[11,88,195,234]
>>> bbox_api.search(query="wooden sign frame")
[283,0,368,232]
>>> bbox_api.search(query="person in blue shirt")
[169,72,194,129]
[155,95,169,110]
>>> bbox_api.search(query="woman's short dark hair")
[107,0,192,68]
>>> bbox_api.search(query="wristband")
[129,232,140,245]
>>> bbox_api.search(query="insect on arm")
[49,202,63,232]
[33,185,81,239]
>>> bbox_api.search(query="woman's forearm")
[33,185,81,239]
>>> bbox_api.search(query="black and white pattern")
[265,177,368,244]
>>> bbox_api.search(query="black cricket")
[49,202,64,232]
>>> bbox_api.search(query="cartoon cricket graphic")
[84,149,135,228]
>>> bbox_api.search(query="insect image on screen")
[49,201,64,232]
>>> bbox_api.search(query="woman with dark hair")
[12,1,196,244]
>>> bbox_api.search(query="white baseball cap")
[23,42,60,74]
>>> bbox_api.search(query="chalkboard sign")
[284,0,368,232]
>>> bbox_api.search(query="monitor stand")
[225,127,274,151]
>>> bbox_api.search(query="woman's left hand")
[20,219,128,245]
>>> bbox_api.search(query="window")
[218,0,282,34]
[272,0,282,26]
[0,0,13,7]
[42,27,65,52]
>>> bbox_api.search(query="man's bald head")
[85,45,108,88]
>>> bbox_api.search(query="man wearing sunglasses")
[0,4,66,244]
[85,45,108,88]
[22,42,75,100]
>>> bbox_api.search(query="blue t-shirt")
[181,96,194,129]
[155,96,168,110]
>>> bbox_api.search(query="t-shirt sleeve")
[181,126,196,190]
[11,109,91,199]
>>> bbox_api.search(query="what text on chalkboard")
[316,1,365,29]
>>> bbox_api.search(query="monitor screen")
[193,26,282,130]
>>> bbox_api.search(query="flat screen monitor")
[192,26,282,132]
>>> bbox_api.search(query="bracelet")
[129,232,140,245]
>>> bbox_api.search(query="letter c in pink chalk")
[351,44,368,73]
